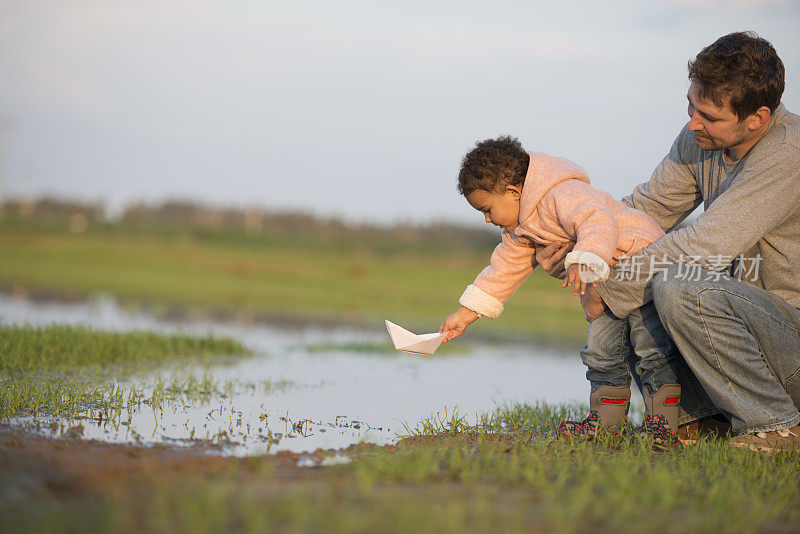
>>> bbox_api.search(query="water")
[1,293,593,456]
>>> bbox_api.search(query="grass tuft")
[0,323,251,419]
[0,323,250,374]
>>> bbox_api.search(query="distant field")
[0,217,587,343]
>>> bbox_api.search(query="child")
[439,136,681,443]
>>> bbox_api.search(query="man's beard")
[693,132,725,151]
[693,125,750,152]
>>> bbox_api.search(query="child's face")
[466,185,521,231]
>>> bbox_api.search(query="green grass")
[0,323,251,419]
[0,220,587,343]
[354,434,800,532]
[2,218,794,532]
[8,219,787,532]
[3,403,799,533]
[3,373,208,420]
[0,323,250,374]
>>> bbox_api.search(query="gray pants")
[650,264,800,434]
[582,302,677,394]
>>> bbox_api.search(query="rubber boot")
[639,384,681,446]
[557,385,631,439]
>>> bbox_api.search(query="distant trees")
[2,197,103,233]
[2,197,500,252]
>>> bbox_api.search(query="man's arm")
[537,127,701,280]
[598,140,800,318]
[535,241,573,279]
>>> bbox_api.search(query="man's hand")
[535,241,575,279]
[563,263,593,296]
[439,306,479,343]
[580,282,608,322]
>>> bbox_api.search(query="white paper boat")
[385,320,445,356]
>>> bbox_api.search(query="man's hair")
[457,136,530,196]
[688,31,785,121]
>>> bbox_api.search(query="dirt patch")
[1,428,238,499]
[0,424,398,500]
[1,424,544,533]
[0,424,525,511]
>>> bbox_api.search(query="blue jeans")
[582,301,677,395]
[652,264,800,434]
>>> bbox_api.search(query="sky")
[1,0,799,225]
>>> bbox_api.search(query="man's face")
[686,82,751,153]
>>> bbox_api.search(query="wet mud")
[0,424,388,502]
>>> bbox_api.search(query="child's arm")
[463,230,539,317]
[546,181,620,291]
[440,230,537,342]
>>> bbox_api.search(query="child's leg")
[626,302,677,394]
[624,305,721,429]
[580,310,633,391]
[628,302,682,443]
[557,311,633,439]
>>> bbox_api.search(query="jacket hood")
[518,152,591,221]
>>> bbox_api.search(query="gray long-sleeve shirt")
[596,104,800,317]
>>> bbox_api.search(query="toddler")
[439,136,681,443]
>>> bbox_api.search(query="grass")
[3,402,799,533]
[3,373,210,420]
[0,323,251,419]
[1,368,293,422]
[5,217,791,531]
[0,323,250,374]
[371,403,800,532]
[0,311,793,530]
[0,218,587,343]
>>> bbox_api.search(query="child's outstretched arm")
[465,230,539,316]
[439,306,479,342]
[442,230,536,343]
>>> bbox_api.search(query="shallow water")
[1,293,598,456]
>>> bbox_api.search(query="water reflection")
[1,293,593,456]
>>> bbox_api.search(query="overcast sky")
[1,0,798,225]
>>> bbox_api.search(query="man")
[538,31,800,451]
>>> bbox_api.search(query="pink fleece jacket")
[459,152,665,318]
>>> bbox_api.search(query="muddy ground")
[0,424,367,497]
[0,425,538,533]
[5,424,800,534]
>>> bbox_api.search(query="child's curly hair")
[457,136,530,196]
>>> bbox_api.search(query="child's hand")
[562,263,594,296]
[439,306,479,343]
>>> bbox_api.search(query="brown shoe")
[729,426,800,452]
[677,414,732,444]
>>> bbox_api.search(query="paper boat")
[385,320,445,356]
